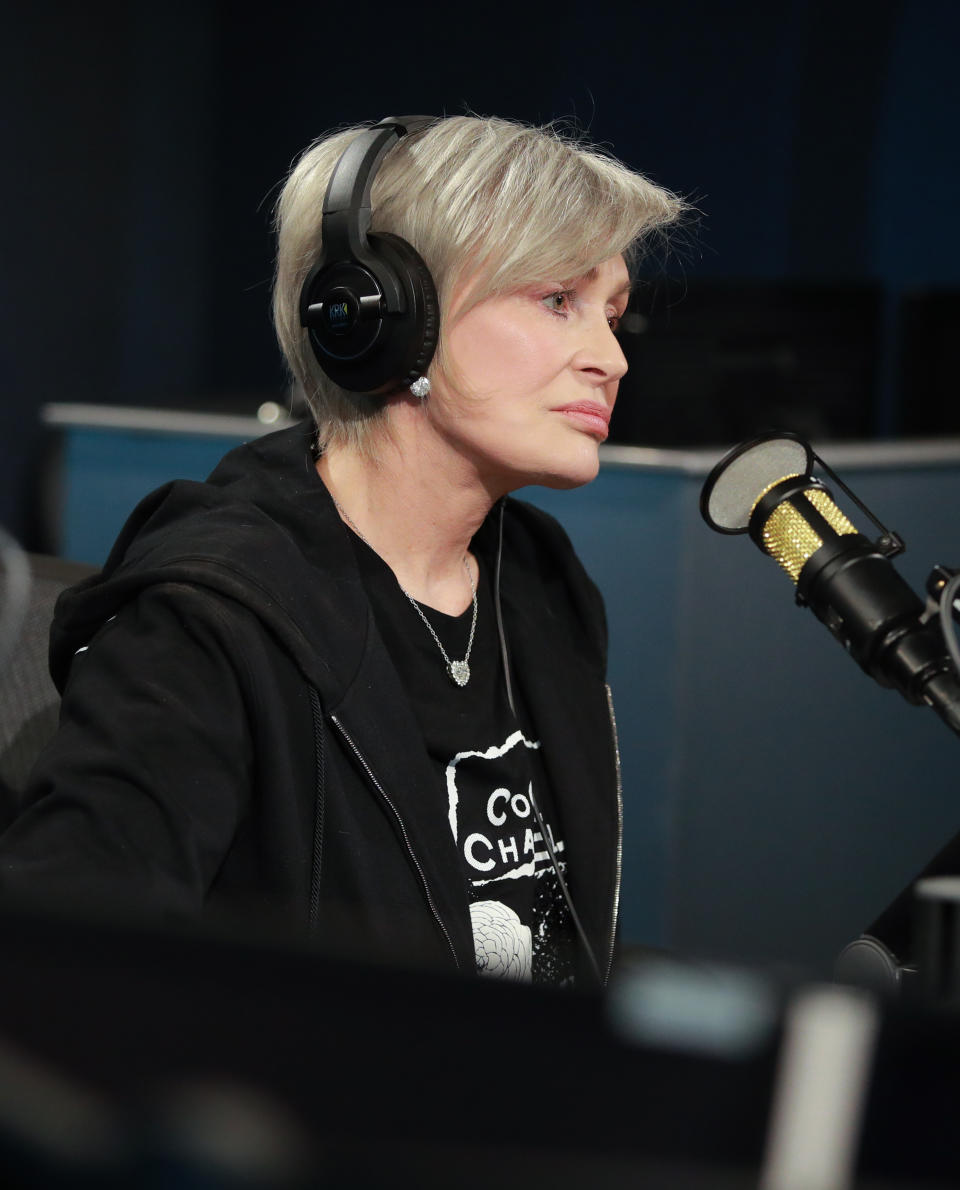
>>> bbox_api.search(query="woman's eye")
[542,290,573,314]
[607,312,622,331]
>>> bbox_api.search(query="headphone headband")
[321,117,435,260]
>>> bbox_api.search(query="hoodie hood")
[50,422,367,700]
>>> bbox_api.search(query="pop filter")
[700,431,813,534]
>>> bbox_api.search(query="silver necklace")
[332,497,478,688]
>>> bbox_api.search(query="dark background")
[3,0,960,547]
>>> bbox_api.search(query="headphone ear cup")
[300,233,439,397]
[365,232,440,392]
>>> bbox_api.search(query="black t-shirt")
[350,532,576,986]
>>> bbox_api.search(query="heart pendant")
[448,660,470,687]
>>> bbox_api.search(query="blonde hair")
[273,115,685,454]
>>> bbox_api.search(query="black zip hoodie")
[0,423,622,980]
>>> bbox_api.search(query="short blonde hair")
[273,115,684,454]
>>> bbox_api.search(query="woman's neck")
[316,430,494,616]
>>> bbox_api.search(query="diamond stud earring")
[409,376,431,400]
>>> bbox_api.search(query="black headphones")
[298,116,440,398]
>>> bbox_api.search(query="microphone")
[700,432,960,736]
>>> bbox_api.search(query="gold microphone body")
[748,473,951,710]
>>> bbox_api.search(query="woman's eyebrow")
[580,266,632,300]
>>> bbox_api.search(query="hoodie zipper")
[308,687,326,931]
[329,713,461,971]
[604,682,624,984]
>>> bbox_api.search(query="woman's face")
[427,255,631,494]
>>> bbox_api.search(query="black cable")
[493,500,516,718]
[493,500,603,988]
[527,784,604,990]
[938,570,960,684]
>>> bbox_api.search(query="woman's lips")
[554,403,611,439]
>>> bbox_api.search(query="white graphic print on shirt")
[445,729,566,982]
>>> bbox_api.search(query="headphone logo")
[323,290,357,336]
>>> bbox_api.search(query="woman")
[0,116,682,986]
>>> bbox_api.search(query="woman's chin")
[525,451,602,492]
